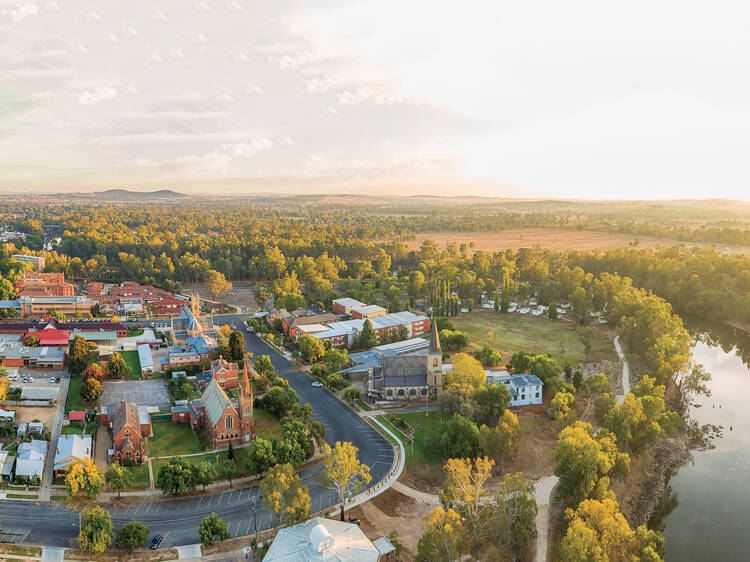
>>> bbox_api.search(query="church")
[366,320,443,401]
[198,361,256,447]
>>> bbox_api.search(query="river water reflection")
[656,322,750,561]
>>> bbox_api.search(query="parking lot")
[8,368,64,391]
[100,379,171,410]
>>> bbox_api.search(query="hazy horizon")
[2,0,749,199]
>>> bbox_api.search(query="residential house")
[209,358,239,389]
[15,439,47,479]
[53,434,92,476]
[137,343,154,375]
[0,449,15,482]
[485,372,544,406]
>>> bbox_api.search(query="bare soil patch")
[403,228,719,253]
[14,405,56,427]
[498,411,557,481]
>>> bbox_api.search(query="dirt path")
[533,475,559,562]
[614,335,631,403]
[391,481,440,506]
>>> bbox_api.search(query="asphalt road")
[0,314,394,549]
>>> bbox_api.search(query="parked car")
[28,376,34,383]
[22,377,28,383]
[149,535,163,550]
[49,377,55,384]
[312,381,323,387]
[55,377,61,383]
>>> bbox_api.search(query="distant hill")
[95,189,185,199]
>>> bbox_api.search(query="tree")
[47,308,66,321]
[553,422,630,506]
[228,331,245,361]
[195,460,217,490]
[548,302,558,320]
[572,370,584,390]
[324,347,349,372]
[298,334,326,362]
[479,410,519,471]
[244,438,275,475]
[105,462,133,499]
[207,269,233,299]
[23,334,40,347]
[83,363,104,380]
[66,458,105,498]
[674,361,711,414]
[319,441,372,521]
[68,335,89,375]
[440,414,480,459]
[219,458,239,487]
[78,505,113,555]
[260,463,311,525]
[569,287,592,324]
[115,520,149,552]
[80,376,103,403]
[578,327,594,360]
[107,352,132,379]
[560,495,664,562]
[157,457,197,495]
[440,456,494,536]
[341,386,362,404]
[475,343,503,367]
[439,330,470,352]
[254,354,275,379]
[472,383,511,426]
[198,512,229,547]
[444,353,486,390]
[416,506,463,562]
[550,391,577,430]
[358,319,377,349]
[490,472,538,561]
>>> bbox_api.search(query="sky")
[1,0,749,199]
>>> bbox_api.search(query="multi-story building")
[295,311,431,349]
[100,401,152,463]
[11,254,45,272]
[18,295,94,318]
[15,272,74,297]
[332,298,388,319]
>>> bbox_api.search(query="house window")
[226,415,233,429]
[397,389,405,396]
[536,392,540,398]
[432,358,438,367]
[386,390,393,396]
[409,389,416,396]
[244,405,251,415]
[433,376,437,385]
[124,429,130,439]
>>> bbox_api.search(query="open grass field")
[254,407,283,441]
[119,350,142,379]
[149,421,203,457]
[402,228,741,254]
[125,463,151,489]
[151,448,246,478]
[452,311,617,366]
[65,376,87,413]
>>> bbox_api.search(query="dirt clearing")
[402,228,734,254]
[14,406,56,427]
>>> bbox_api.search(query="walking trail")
[533,475,559,562]
[614,335,631,403]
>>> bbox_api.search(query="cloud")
[77,87,118,106]
[153,11,168,21]
[1,2,39,22]
[306,75,338,93]
[267,50,324,70]
[338,87,372,106]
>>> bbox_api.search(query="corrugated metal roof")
[201,378,233,427]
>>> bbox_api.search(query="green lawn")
[126,463,151,489]
[254,407,283,441]
[61,425,83,435]
[381,412,446,467]
[452,311,617,366]
[119,350,143,379]
[64,376,94,413]
[355,399,372,411]
[149,422,203,457]
[152,448,246,478]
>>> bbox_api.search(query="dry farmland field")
[402,228,750,255]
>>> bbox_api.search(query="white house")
[54,434,92,476]
[486,372,544,406]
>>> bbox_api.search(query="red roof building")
[69,411,86,421]
[15,272,75,297]
[23,327,71,346]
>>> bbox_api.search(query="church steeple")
[429,316,441,354]
[239,360,256,442]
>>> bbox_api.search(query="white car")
[49,377,55,383]
[28,376,34,383]
[312,381,323,387]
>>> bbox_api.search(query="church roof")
[201,378,234,427]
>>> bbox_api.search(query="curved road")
[0,314,394,549]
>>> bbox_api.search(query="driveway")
[101,379,170,410]
[38,373,71,501]
[94,425,112,469]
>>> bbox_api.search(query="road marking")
[232,520,241,536]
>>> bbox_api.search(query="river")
[653,322,750,561]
